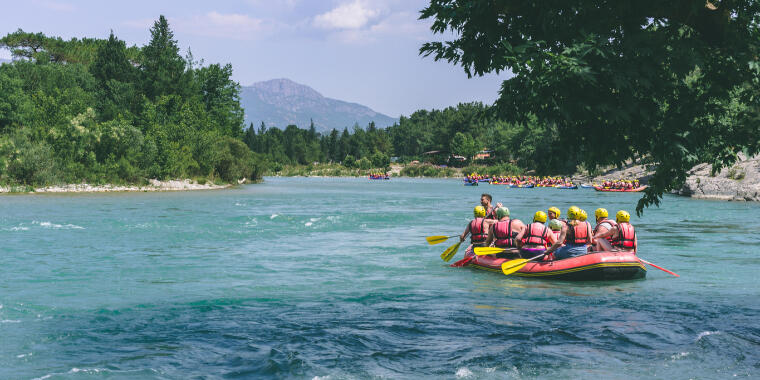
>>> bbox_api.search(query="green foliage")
[449,132,479,160]
[420,0,760,213]
[343,154,355,168]
[399,164,456,177]
[0,16,262,187]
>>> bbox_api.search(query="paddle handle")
[640,258,679,277]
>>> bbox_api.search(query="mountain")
[240,78,398,133]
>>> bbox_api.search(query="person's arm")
[460,223,470,242]
[514,227,527,249]
[545,225,567,254]
[594,226,614,240]
[545,228,557,246]
[484,224,495,247]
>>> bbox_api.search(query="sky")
[0,0,511,117]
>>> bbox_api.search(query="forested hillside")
[243,101,574,175]
[0,16,263,187]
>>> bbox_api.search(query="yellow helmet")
[533,211,547,223]
[595,208,608,219]
[567,206,581,220]
[616,210,631,223]
[474,206,486,218]
[578,209,588,221]
[548,206,561,218]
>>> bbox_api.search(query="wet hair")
[481,193,492,202]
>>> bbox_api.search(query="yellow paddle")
[440,242,462,262]
[426,235,457,245]
[501,253,547,275]
[473,246,507,255]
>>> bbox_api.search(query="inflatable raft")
[458,246,646,281]
[555,185,578,189]
[509,184,535,188]
[463,181,479,186]
[594,185,648,192]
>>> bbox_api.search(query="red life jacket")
[593,219,618,235]
[493,220,518,248]
[522,222,549,248]
[485,206,496,220]
[469,218,487,244]
[565,221,591,245]
[612,222,636,249]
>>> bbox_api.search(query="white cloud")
[0,49,12,60]
[314,0,381,30]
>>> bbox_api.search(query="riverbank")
[0,179,235,194]
[573,154,760,202]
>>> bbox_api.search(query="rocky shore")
[0,179,233,194]
[677,154,760,202]
[576,154,760,202]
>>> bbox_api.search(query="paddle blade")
[474,247,505,256]
[501,259,528,275]
[440,242,462,262]
[427,235,452,245]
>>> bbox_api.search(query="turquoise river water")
[1,177,758,379]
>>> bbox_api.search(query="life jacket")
[612,222,636,250]
[493,220,518,248]
[565,221,591,245]
[593,219,618,235]
[485,206,496,220]
[522,222,549,248]
[469,218,487,244]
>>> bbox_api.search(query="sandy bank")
[0,179,236,193]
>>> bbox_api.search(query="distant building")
[474,148,491,160]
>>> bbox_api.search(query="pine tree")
[141,15,187,100]
[91,31,132,85]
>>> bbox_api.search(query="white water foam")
[305,222,313,227]
[696,331,720,341]
[17,352,32,358]
[1,319,21,323]
[270,214,279,219]
[671,352,690,361]
[32,221,84,229]
[9,226,29,231]
[455,367,474,378]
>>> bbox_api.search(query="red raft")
[458,246,646,281]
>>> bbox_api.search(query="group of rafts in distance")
[426,193,678,280]
[463,173,648,192]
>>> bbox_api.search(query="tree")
[141,15,187,100]
[450,132,480,161]
[420,0,760,213]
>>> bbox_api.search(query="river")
[1,177,758,379]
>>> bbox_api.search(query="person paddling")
[594,210,637,253]
[515,211,556,259]
[480,193,503,220]
[485,207,525,258]
[544,206,593,260]
[592,208,617,251]
[459,206,493,248]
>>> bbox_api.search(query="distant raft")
[593,185,648,192]
[509,183,535,188]
[457,246,646,281]
[463,181,479,186]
